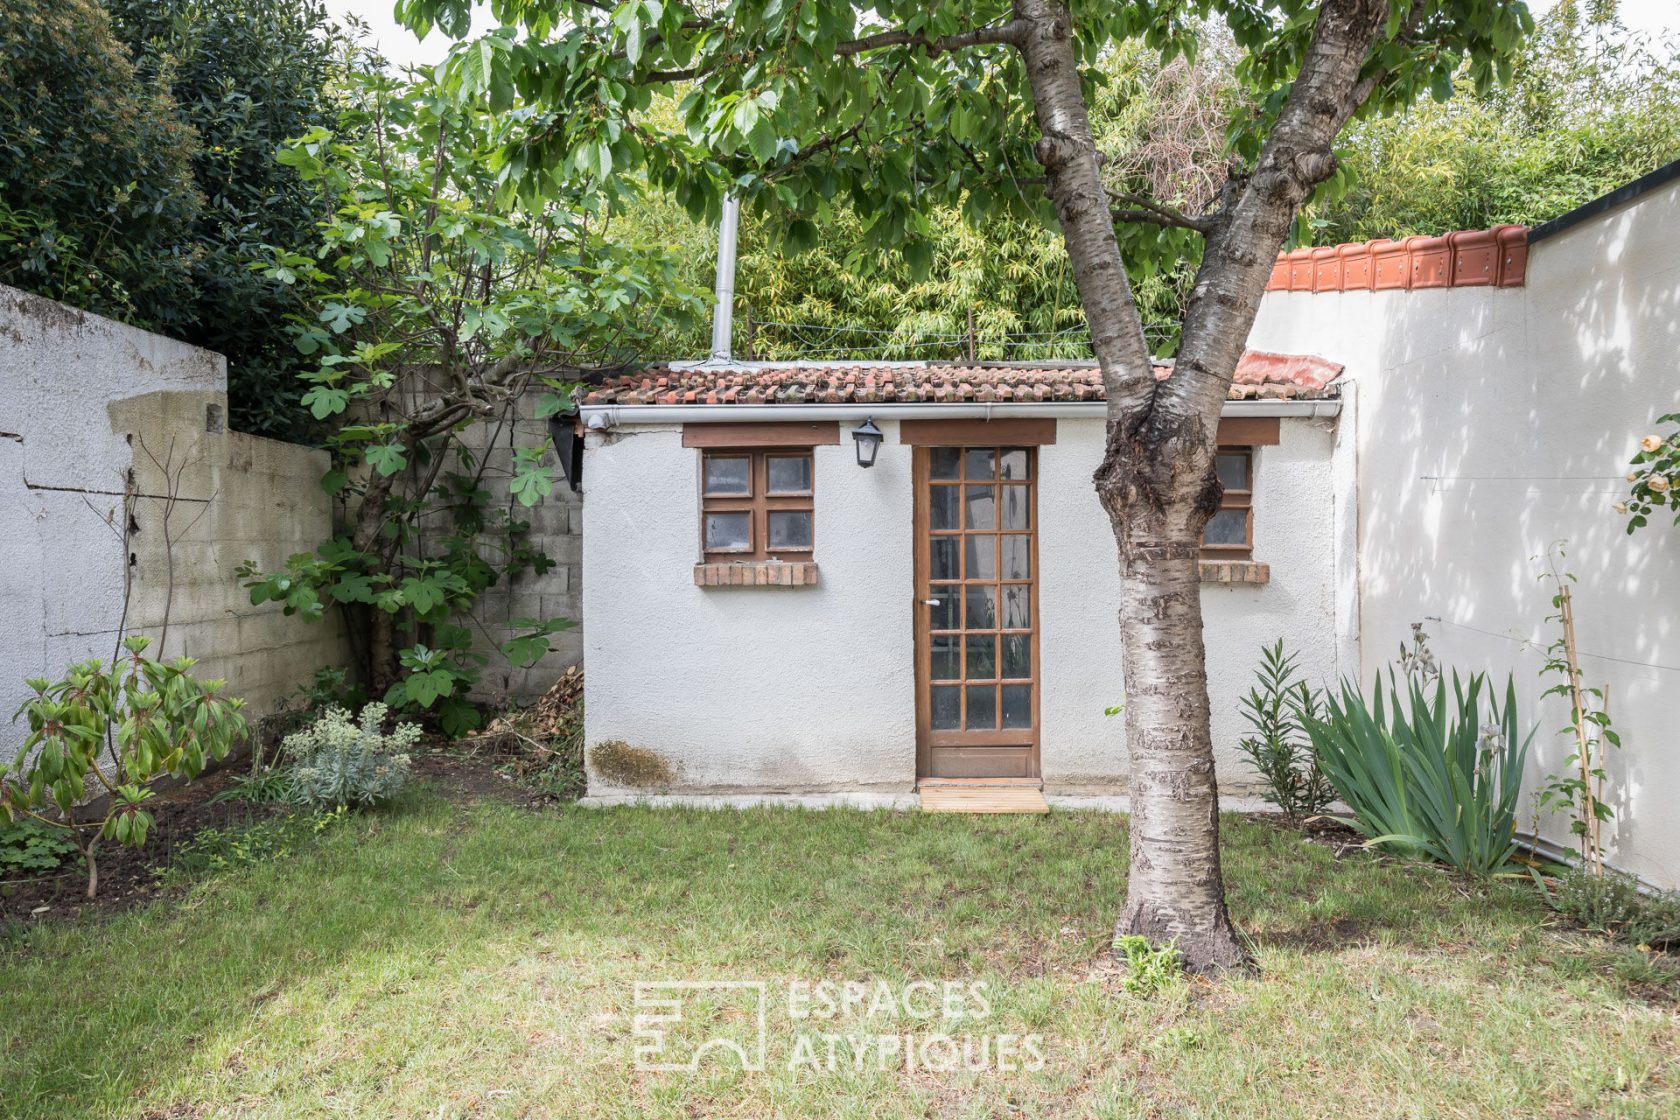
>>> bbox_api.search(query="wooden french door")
[913,445,1040,780]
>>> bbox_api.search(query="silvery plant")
[285,703,418,809]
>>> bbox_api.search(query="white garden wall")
[580,411,1346,800]
[0,285,350,761]
[1250,179,1680,887]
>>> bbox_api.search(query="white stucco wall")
[1249,181,1680,886]
[1,285,350,761]
[581,413,1344,799]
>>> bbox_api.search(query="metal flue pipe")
[708,196,741,361]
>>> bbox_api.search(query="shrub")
[1546,867,1680,951]
[2,636,248,897]
[1235,640,1334,823]
[283,704,417,809]
[0,0,200,327]
[1301,669,1533,875]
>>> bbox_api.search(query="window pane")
[704,511,750,551]
[965,634,996,680]
[931,447,961,480]
[964,486,996,530]
[1002,685,1032,728]
[1216,452,1250,492]
[930,537,959,580]
[1204,508,1249,546]
[1001,585,1030,629]
[931,636,960,681]
[703,456,750,495]
[1000,485,1030,530]
[964,585,997,630]
[768,510,813,549]
[930,595,959,632]
[767,454,812,493]
[963,448,995,480]
[1002,634,1031,679]
[966,685,997,729]
[999,448,1029,481]
[1001,537,1030,580]
[964,536,996,581]
[931,686,960,730]
[930,486,959,530]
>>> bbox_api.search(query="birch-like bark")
[1013,0,1392,972]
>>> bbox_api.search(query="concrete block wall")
[1,284,351,761]
[419,395,583,704]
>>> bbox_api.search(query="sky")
[324,0,1680,70]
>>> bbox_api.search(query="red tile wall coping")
[1266,224,1529,293]
[694,560,820,587]
[586,351,1344,407]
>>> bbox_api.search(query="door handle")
[922,598,942,606]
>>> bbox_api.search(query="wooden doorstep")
[919,786,1050,815]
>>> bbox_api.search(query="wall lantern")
[852,418,884,468]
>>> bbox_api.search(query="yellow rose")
[1614,502,1629,514]
[1650,476,1672,494]
[1642,435,1665,453]
[1628,472,1641,482]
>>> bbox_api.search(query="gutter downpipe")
[707,196,741,362]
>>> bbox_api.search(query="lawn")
[1,785,1675,1119]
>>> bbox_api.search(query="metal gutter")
[580,398,1341,429]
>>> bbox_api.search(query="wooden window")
[1201,447,1254,559]
[700,449,815,561]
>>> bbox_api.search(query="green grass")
[1,789,1675,1119]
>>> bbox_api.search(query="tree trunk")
[354,463,405,692]
[1014,0,1248,973]
[1097,422,1247,972]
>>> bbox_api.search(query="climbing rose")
[1613,502,1629,514]
[1627,472,1641,482]
[1642,435,1666,452]
[1650,476,1671,493]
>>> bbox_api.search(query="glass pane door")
[918,446,1038,779]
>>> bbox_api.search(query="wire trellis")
[737,316,1177,363]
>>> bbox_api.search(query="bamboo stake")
[1558,583,1600,874]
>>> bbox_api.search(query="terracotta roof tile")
[585,350,1342,407]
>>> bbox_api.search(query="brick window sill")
[694,560,820,588]
[1199,559,1270,585]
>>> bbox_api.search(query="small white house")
[576,166,1680,888]
[576,353,1351,805]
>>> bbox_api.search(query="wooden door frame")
[912,444,1042,782]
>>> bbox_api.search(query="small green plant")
[1112,935,1185,997]
[1301,657,1534,876]
[283,703,417,809]
[156,808,347,887]
[0,819,80,878]
[1617,414,1679,532]
[1534,544,1620,874]
[1543,867,1680,951]
[2,636,248,897]
[1236,640,1333,824]
[213,766,300,805]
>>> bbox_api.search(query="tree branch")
[835,21,1026,58]
[1107,190,1216,234]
